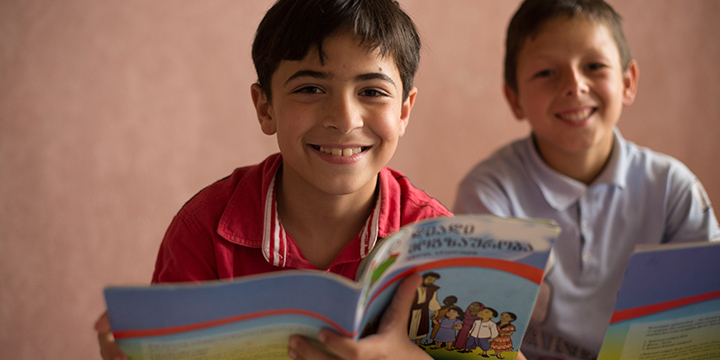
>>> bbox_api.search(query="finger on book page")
[315,273,431,360]
[376,272,422,334]
[288,334,339,360]
[94,310,129,360]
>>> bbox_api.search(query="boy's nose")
[324,94,363,133]
[563,69,589,96]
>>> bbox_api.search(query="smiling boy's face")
[252,31,416,201]
[505,16,637,170]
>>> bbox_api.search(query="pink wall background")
[1,1,718,358]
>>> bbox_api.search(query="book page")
[107,272,361,360]
[598,241,720,360]
[618,312,720,360]
[106,216,559,360]
[135,324,318,360]
[353,215,559,359]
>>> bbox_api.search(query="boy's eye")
[587,63,607,71]
[294,86,324,94]
[534,69,553,78]
[359,88,388,97]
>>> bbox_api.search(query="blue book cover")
[105,215,560,360]
[598,241,720,360]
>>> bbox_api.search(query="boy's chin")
[315,175,379,197]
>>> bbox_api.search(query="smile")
[556,107,595,122]
[312,145,367,157]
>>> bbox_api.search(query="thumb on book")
[377,272,422,334]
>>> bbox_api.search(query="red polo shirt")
[152,153,451,283]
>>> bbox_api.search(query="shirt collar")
[593,128,628,189]
[523,128,626,211]
[261,169,382,267]
[218,153,382,268]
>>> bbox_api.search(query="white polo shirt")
[454,128,719,359]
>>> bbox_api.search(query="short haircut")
[504,0,633,93]
[252,0,421,102]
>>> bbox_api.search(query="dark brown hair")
[252,0,421,101]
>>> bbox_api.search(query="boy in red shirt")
[95,0,452,359]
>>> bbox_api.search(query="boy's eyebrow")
[284,70,327,85]
[284,70,396,87]
[357,72,396,87]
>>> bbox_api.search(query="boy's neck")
[533,135,614,185]
[275,168,378,270]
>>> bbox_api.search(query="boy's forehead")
[532,16,597,41]
[520,16,619,58]
[271,33,401,83]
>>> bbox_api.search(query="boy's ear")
[251,83,276,135]
[622,60,639,106]
[398,87,418,137]
[503,83,525,120]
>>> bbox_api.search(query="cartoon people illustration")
[454,301,484,352]
[432,305,464,350]
[428,295,458,345]
[490,312,517,359]
[461,307,498,357]
[408,272,441,343]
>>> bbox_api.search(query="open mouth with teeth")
[556,108,596,122]
[311,145,368,157]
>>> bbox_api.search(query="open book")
[598,240,720,360]
[104,215,559,360]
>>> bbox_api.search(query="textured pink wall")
[1,1,718,358]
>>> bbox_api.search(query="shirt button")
[582,251,591,262]
[582,220,590,231]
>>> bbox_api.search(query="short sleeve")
[663,171,720,243]
[454,170,512,217]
